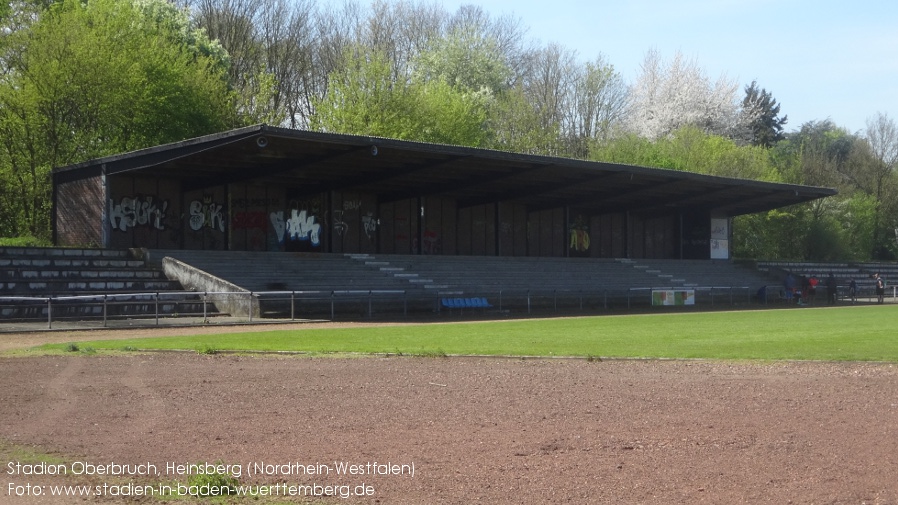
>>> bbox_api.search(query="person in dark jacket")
[826,273,838,305]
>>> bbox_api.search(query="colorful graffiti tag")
[569,216,590,253]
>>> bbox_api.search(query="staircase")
[0,247,208,321]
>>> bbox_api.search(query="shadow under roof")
[53,124,837,217]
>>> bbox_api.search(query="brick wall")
[56,176,105,247]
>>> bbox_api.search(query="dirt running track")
[2,326,898,504]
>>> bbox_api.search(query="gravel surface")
[3,341,898,504]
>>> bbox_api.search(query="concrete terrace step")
[0,269,165,280]
[0,258,146,268]
[0,247,131,258]
[0,279,180,293]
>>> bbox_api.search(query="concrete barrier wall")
[161,257,258,318]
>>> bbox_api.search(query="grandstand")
[9,125,868,324]
[146,249,779,318]
[3,246,895,324]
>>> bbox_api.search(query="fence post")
[47,297,52,330]
[331,291,335,321]
[498,290,503,312]
[291,291,295,321]
[103,294,108,328]
[154,292,159,326]
[248,292,254,323]
[203,292,208,323]
[368,290,373,318]
[527,290,531,315]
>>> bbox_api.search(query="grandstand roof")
[54,124,836,216]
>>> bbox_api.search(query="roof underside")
[55,125,837,217]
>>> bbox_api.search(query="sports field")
[2,304,898,504]
[33,304,898,362]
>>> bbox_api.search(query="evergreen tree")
[742,80,788,148]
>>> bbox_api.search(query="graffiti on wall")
[269,209,322,246]
[362,212,379,239]
[231,211,267,230]
[188,196,226,232]
[330,210,348,237]
[421,230,441,254]
[109,196,168,232]
[286,209,321,245]
[568,215,590,253]
[270,211,286,244]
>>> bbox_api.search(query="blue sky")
[437,0,897,135]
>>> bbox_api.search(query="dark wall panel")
[484,204,496,256]
[441,198,457,256]
[378,202,395,254]
[423,197,443,255]
[457,207,472,255]
[471,205,486,255]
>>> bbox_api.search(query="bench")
[440,297,493,312]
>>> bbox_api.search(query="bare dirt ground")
[3,324,898,504]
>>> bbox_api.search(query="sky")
[436,0,897,135]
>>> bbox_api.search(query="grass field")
[38,304,898,362]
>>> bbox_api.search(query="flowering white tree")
[626,49,755,141]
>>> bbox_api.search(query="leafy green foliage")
[0,0,239,240]
[310,46,489,146]
[590,125,776,180]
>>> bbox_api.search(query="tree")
[411,24,557,153]
[742,80,787,148]
[863,112,898,258]
[567,55,628,156]
[0,0,237,239]
[590,125,775,180]
[626,49,749,141]
[309,46,489,146]
[486,86,559,155]
[414,23,512,95]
